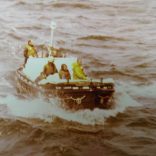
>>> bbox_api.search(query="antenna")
[50,21,57,47]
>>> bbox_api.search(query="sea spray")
[0,84,140,125]
[119,82,156,99]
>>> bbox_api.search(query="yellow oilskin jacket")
[72,62,87,80]
[25,45,37,57]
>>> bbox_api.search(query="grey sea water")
[0,0,156,156]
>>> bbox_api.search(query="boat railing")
[16,68,114,92]
[53,84,114,91]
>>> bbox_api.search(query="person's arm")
[68,71,71,79]
[59,71,62,79]
[74,66,87,80]
[23,49,28,57]
[43,65,47,74]
[34,47,38,57]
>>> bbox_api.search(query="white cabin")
[22,57,114,84]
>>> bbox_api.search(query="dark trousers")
[24,57,28,67]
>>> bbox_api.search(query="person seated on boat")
[35,59,58,83]
[23,40,38,66]
[59,64,71,80]
[72,59,87,80]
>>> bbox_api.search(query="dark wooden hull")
[16,69,115,110]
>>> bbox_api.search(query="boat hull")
[16,69,115,110]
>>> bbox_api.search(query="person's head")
[53,50,57,56]
[48,61,53,65]
[47,61,55,72]
[77,59,82,65]
[28,40,33,46]
[48,58,53,65]
[48,59,54,65]
[61,64,68,71]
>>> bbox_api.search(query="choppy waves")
[0,84,140,125]
[79,35,127,41]
[0,0,156,155]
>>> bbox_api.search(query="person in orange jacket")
[35,59,58,83]
[59,64,71,80]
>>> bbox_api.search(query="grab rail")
[16,68,114,92]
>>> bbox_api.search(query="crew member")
[48,47,63,57]
[35,59,58,83]
[59,64,71,80]
[72,59,87,80]
[23,40,38,66]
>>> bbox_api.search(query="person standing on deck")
[23,40,38,66]
[72,59,87,80]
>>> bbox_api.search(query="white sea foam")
[120,82,156,99]
[0,84,141,125]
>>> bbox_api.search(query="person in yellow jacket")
[23,40,38,66]
[72,59,87,80]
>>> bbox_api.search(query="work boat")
[16,51,115,110]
